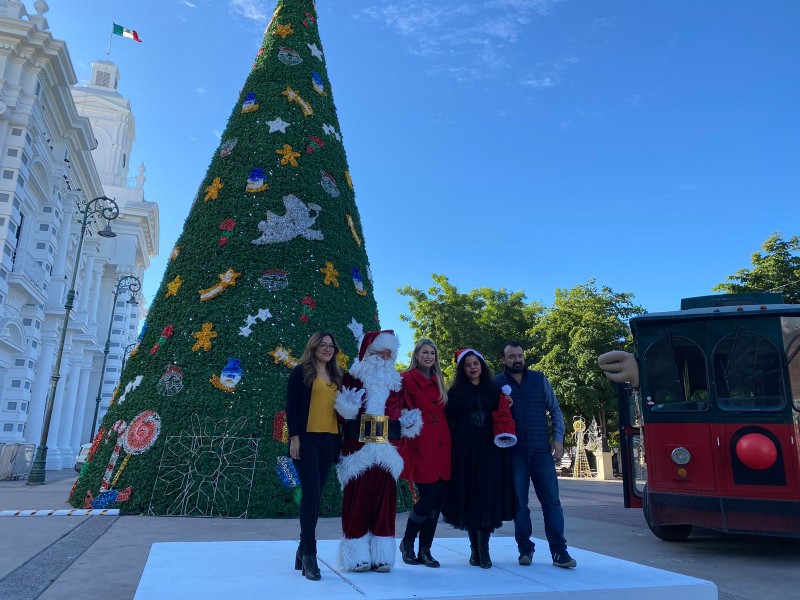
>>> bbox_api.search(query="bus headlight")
[671,447,691,465]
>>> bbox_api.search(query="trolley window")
[642,335,709,412]
[713,331,784,411]
[781,317,800,413]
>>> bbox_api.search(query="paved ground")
[1,471,799,599]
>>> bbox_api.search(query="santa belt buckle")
[359,414,390,443]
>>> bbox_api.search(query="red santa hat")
[357,330,399,361]
[454,348,484,365]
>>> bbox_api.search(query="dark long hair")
[298,331,343,389]
[449,350,494,395]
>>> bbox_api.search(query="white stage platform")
[134,537,717,599]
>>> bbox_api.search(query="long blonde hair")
[406,338,448,403]
[298,331,343,389]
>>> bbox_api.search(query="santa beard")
[350,354,402,415]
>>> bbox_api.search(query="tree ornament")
[241,92,259,113]
[322,123,341,141]
[210,358,243,392]
[219,138,238,157]
[276,144,301,167]
[89,486,133,509]
[273,23,294,39]
[115,375,144,406]
[246,168,269,192]
[352,268,367,296]
[299,295,317,323]
[346,215,361,246]
[192,323,218,352]
[166,275,184,298]
[281,86,313,116]
[169,246,180,261]
[311,72,327,96]
[123,410,162,455]
[100,419,128,491]
[307,42,324,61]
[269,345,299,369]
[320,261,339,287]
[347,318,364,345]
[306,136,324,153]
[258,269,289,291]
[273,410,288,443]
[302,12,316,27]
[267,117,290,133]
[204,177,224,202]
[251,195,323,245]
[239,308,273,337]
[337,352,350,371]
[198,268,241,301]
[219,218,236,246]
[150,325,174,355]
[275,456,300,488]
[157,365,185,397]
[277,46,302,66]
[345,170,353,189]
[320,171,340,197]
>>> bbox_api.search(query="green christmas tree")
[71,0,383,517]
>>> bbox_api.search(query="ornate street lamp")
[89,275,141,442]
[120,341,137,374]
[28,196,120,485]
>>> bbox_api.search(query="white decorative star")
[307,43,324,61]
[267,117,290,133]
[322,123,335,135]
[257,308,273,321]
[246,315,258,326]
[347,318,364,344]
[239,326,253,338]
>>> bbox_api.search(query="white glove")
[335,386,365,420]
[399,408,423,438]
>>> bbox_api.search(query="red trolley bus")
[614,293,800,540]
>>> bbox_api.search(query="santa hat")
[454,348,484,365]
[357,330,399,361]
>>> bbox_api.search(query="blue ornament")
[276,456,300,488]
[92,490,118,509]
[220,358,243,388]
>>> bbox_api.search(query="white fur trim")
[337,443,404,488]
[399,408,423,438]
[494,433,518,448]
[335,387,364,420]
[339,533,372,571]
[369,332,399,355]
[370,536,396,569]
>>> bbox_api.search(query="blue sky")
[44,1,799,358]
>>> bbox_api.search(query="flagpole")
[106,26,113,60]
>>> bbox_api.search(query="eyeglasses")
[370,349,392,358]
[318,343,336,350]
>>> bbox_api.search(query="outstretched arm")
[598,350,640,389]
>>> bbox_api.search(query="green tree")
[71,0,382,517]
[399,274,544,380]
[529,280,644,449]
[713,232,800,304]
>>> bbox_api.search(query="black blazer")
[285,364,313,439]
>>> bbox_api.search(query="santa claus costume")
[334,331,422,572]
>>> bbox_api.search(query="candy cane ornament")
[101,420,128,491]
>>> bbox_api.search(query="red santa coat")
[337,373,410,539]
[400,369,451,484]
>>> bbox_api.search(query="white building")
[0,1,158,469]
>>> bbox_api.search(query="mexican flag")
[112,23,142,42]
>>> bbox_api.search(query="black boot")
[301,554,321,581]
[477,531,492,569]
[295,542,303,570]
[399,539,418,565]
[418,547,440,568]
[467,530,479,566]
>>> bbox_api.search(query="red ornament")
[88,426,106,460]
[150,344,159,355]
[220,218,236,231]
[273,410,288,443]
[162,325,174,339]
[219,237,229,247]
[736,433,778,470]
[299,313,309,323]
[301,296,317,309]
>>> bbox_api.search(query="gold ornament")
[199,268,241,301]
[204,177,224,202]
[166,275,184,298]
[274,23,294,39]
[269,345,299,369]
[320,261,339,287]
[276,144,301,167]
[282,86,314,117]
[192,323,218,352]
[346,215,361,246]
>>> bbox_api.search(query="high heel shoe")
[399,539,418,565]
[295,543,302,570]
[301,554,321,581]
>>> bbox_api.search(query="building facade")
[0,1,158,469]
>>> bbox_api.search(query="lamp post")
[89,275,141,442]
[120,342,137,374]
[28,196,120,485]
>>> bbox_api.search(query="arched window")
[642,335,708,412]
[713,331,784,411]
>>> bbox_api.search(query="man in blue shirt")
[494,341,577,569]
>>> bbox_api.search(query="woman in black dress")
[442,348,516,569]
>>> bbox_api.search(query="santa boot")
[417,511,440,568]
[467,529,480,566]
[400,509,425,565]
[477,530,492,569]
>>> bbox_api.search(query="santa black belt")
[343,415,401,443]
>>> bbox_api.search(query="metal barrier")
[0,443,35,480]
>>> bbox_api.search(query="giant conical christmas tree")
[71,0,383,517]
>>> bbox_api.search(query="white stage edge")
[134,537,717,599]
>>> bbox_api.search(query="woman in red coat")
[399,338,451,568]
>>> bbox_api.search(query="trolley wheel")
[643,486,693,542]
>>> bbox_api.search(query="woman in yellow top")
[285,331,343,581]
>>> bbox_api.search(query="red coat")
[400,369,451,483]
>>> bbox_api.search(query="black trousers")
[293,432,340,555]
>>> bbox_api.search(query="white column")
[26,334,57,445]
[49,210,74,303]
[88,267,103,325]
[55,357,82,465]
[69,363,94,447]
[77,253,96,313]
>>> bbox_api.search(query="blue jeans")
[510,450,567,555]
